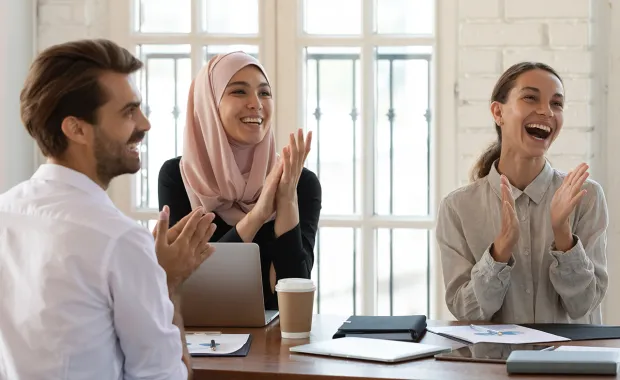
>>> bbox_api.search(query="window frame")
[106,0,459,320]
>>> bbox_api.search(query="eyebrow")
[520,86,564,98]
[119,101,141,113]
[226,81,270,88]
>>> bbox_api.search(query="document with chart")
[427,324,571,344]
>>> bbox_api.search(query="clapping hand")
[492,175,520,263]
[549,163,589,251]
[276,128,312,205]
[153,206,217,290]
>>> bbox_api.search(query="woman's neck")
[496,151,546,191]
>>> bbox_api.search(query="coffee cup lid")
[275,278,316,292]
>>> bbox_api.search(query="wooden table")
[191,315,620,379]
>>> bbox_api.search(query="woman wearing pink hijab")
[158,52,322,311]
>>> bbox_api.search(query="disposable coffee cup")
[275,278,316,339]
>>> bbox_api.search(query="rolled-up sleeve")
[104,227,187,380]
[437,198,514,321]
[548,181,609,320]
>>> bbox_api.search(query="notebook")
[332,315,427,342]
[290,337,451,363]
[185,333,252,357]
[506,350,620,375]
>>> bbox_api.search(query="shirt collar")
[488,159,554,205]
[32,163,114,206]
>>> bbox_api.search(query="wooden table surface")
[191,314,620,380]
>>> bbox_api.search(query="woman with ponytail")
[436,62,608,324]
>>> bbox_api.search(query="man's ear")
[60,116,90,146]
[490,101,503,127]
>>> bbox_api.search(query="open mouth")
[127,141,141,155]
[524,123,552,141]
[241,117,263,126]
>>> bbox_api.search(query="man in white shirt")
[0,39,216,379]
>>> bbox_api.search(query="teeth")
[241,117,262,124]
[525,123,551,133]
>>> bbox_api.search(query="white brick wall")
[457,0,595,184]
[37,0,108,51]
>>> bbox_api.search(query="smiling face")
[90,72,150,183]
[218,65,273,146]
[491,68,565,158]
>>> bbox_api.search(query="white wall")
[31,0,620,322]
[0,0,35,192]
[456,0,596,185]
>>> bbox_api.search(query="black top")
[158,157,322,310]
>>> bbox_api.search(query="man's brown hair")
[20,39,143,158]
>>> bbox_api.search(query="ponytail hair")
[470,124,502,182]
[470,61,563,182]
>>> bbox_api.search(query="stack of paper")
[426,324,570,344]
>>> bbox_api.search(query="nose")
[139,108,151,132]
[246,93,263,110]
[536,102,554,118]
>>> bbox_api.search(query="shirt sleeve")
[271,169,321,280]
[548,180,609,320]
[158,158,192,228]
[105,227,187,380]
[436,197,514,321]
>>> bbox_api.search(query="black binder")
[332,315,427,342]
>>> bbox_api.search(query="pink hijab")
[179,52,277,225]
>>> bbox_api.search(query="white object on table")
[427,324,570,344]
[290,337,452,363]
[185,333,250,355]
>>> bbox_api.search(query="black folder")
[332,315,427,342]
[519,324,620,341]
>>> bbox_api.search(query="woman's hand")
[492,175,520,263]
[252,159,284,223]
[276,129,312,204]
[550,163,589,251]
[236,160,283,243]
[274,129,312,238]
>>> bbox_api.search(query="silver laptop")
[180,242,279,327]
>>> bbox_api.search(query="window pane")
[136,44,191,210]
[375,46,431,216]
[312,227,359,316]
[203,45,259,64]
[135,0,191,33]
[203,0,258,34]
[305,47,362,216]
[377,229,428,316]
[138,219,158,232]
[376,0,434,35]
[304,0,361,35]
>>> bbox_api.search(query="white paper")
[426,324,570,344]
[555,345,620,353]
[185,333,250,355]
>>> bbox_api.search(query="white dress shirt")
[0,164,187,380]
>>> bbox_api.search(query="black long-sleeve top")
[157,157,322,310]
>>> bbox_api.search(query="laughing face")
[491,68,565,158]
[218,65,273,146]
[92,72,149,183]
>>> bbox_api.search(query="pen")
[469,324,504,336]
[210,339,216,351]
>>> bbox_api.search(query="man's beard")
[94,128,145,187]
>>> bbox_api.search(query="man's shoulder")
[0,178,144,241]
